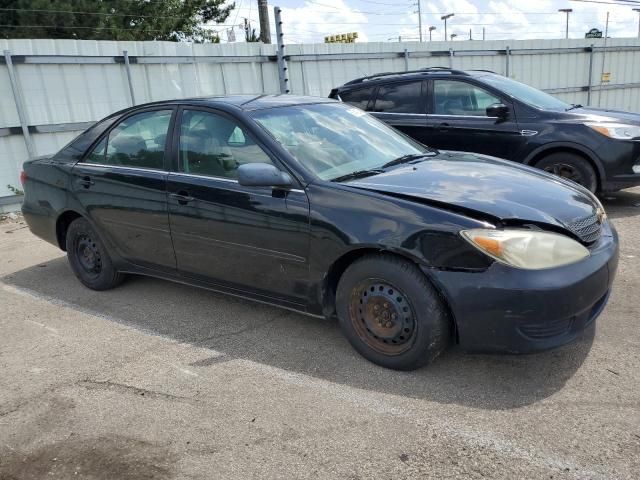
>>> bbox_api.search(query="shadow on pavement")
[3,256,594,411]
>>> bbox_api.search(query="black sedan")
[21,95,619,370]
[330,68,640,193]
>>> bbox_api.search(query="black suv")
[330,67,640,192]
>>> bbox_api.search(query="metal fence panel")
[1,37,640,197]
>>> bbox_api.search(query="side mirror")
[486,103,509,119]
[237,163,293,188]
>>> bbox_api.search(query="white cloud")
[207,0,640,44]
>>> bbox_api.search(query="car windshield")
[480,74,571,110]
[250,102,429,181]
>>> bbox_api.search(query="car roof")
[336,67,495,90]
[126,94,337,112]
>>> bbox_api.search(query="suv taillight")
[20,171,27,186]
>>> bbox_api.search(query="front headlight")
[460,229,590,270]
[585,122,640,140]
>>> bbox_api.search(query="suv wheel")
[535,153,598,192]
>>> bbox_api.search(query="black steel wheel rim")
[75,234,102,279]
[348,279,417,355]
[544,163,584,185]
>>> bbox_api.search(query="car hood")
[345,152,599,230]
[564,106,640,125]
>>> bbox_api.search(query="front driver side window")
[179,110,273,178]
[85,110,172,169]
[433,80,502,116]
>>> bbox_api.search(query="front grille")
[567,213,602,244]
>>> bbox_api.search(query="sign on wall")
[585,28,603,38]
[324,32,359,43]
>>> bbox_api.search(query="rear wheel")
[336,254,451,370]
[535,152,598,192]
[65,217,124,290]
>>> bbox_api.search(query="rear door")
[426,79,525,160]
[167,107,311,306]
[71,107,176,272]
[369,80,432,146]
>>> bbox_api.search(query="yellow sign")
[601,72,611,83]
[324,32,359,43]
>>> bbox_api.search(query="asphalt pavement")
[1,189,639,479]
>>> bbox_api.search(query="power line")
[570,0,640,5]
[0,24,175,32]
[0,7,242,28]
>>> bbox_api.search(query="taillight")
[20,171,27,186]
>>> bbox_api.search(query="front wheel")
[535,153,598,193]
[65,217,124,290]
[336,254,451,370]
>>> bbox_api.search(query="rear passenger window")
[374,82,423,114]
[85,110,172,169]
[340,87,375,110]
[179,109,273,179]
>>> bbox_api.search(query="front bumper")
[601,172,640,192]
[425,221,619,354]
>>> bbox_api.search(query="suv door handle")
[437,122,451,132]
[76,175,94,188]
[170,191,194,205]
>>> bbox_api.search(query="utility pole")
[633,8,640,38]
[416,0,423,42]
[558,8,572,39]
[441,13,454,41]
[429,26,436,41]
[469,28,472,40]
[482,27,485,40]
[258,0,272,43]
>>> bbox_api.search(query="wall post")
[3,50,36,160]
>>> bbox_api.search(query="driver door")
[426,79,525,160]
[167,107,311,306]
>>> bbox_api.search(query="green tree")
[0,0,234,42]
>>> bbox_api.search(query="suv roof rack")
[343,67,469,86]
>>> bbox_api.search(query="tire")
[65,217,124,291]
[335,253,451,371]
[534,152,598,193]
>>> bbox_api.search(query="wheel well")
[529,147,601,189]
[55,210,82,251]
[321,248,459,342]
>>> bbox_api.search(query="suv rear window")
[340,87,375,110]
[373,81,423,114]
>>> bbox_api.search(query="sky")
[209,0,640,44]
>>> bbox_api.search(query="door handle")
[76,175,94,188]
[437,122,451,132]
[170,191,194,205]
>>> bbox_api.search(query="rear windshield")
[53,115,120,163]
[479,74,570,111]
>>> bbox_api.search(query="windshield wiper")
[330,169,385,183]
[566,104,583,111]
[380,151,437,169]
